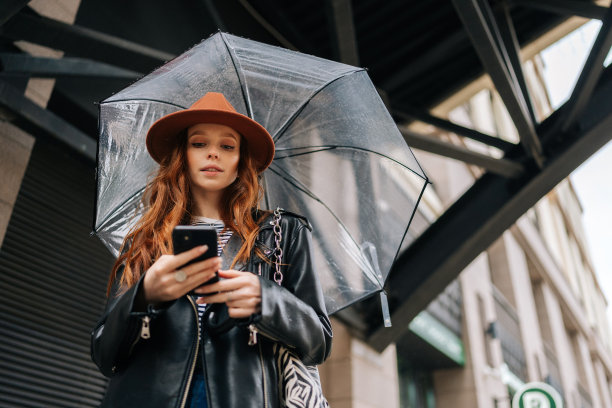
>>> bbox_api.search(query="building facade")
[319,19,612,408]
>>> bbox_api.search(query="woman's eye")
[222,145,236,150]
[191,142,206,148]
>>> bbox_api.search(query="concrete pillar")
[351,340,399,408]
[320,319,352,408]
[594,360,612,408]
[502,230,547,382]
[434,254,508,408]
[575,334,603,408]
[540,282,579,407]
[0,120,35,248]
[319,318,400,408]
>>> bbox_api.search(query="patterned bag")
[270,208,330,408]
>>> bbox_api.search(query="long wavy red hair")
[106,131,268,296]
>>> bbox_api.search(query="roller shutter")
[0,137,113,407]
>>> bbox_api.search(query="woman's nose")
[207,148,219,159]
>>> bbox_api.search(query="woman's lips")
[200,165,223,172]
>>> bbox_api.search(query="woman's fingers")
[217,269,243,279]
[167,244,211,270]
[184,265,220,292]
[196,271,249,294]
[179,256,221,279]
[194,270,262,317]
[195,270,261,301]
[227,306,261,319]
[142,252,220,304]
[198,288,256,304]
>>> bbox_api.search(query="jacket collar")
[220,233,246,270]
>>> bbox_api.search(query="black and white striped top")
[190,216,233,321]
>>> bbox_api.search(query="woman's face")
[186,123,241,195]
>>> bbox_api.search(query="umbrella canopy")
[95,32,428,314]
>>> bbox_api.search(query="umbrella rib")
[273,147,335,159]
[392,179,429,265]
[99,98,188,110]
[94,185,146,232]
[274,145,429,182]
[220,32,253,119]
[272,69,363,144]
[268,165,383,287]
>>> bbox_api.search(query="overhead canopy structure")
[1,0,610,352]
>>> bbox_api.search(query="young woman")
[91,92,332,408]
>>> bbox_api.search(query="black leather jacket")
[91,211,332,408]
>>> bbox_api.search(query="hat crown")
[190,92,238,113]
[147,91,274,171]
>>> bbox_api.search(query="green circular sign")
[512,382,563,408]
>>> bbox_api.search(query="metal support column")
[326,0,360,65]
[510,0,608,20]
[559,6,612,132]
[2,12,174,73]
[451,0,543,165]
[0,80,96,160]
[395,108,516,151]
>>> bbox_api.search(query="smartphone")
[172,225,219,294]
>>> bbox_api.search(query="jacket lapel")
[221,233,245,270]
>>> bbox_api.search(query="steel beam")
[451,0,543,165]
[559,6,612,132]
[394,108,516,151]
[495,2,538,125]
[510,0,609,20]
[0,53,141,79]
[203,0,228,31]
[0,0,29,26]
[381,33,466,93]
[399,127,524,178]
[0,80,96,160]
[2,12,175,73]
[366,67,612,352]
[325,0,360,66]
[239,0,317,54]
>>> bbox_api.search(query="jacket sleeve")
[90,271,165,377]
[254,217,332,365]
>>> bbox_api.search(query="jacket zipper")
[248,324,259,346]
[258,342,268,408]
[126,315,151,356]
[248,324,296,349]
[140,316,151,339]
[179,297,200,408]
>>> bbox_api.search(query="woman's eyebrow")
[188,131,207,138]
[221,132,238,141]
[188,131,238,140]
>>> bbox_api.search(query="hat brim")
[146,109,275,172]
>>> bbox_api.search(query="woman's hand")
[142,244,221,305]
[195,269,262,318]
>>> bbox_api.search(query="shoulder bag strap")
[272,207,284,286]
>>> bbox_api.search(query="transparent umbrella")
[94,32,429,316]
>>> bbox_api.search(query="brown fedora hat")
[146,92,275,172]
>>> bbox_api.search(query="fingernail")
[200,245,208,252]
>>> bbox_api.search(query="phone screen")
[172,225,219,293]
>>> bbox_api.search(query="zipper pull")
[248,324,258,346]
[140,316,151,339]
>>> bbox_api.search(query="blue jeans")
[186,371,208,408]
